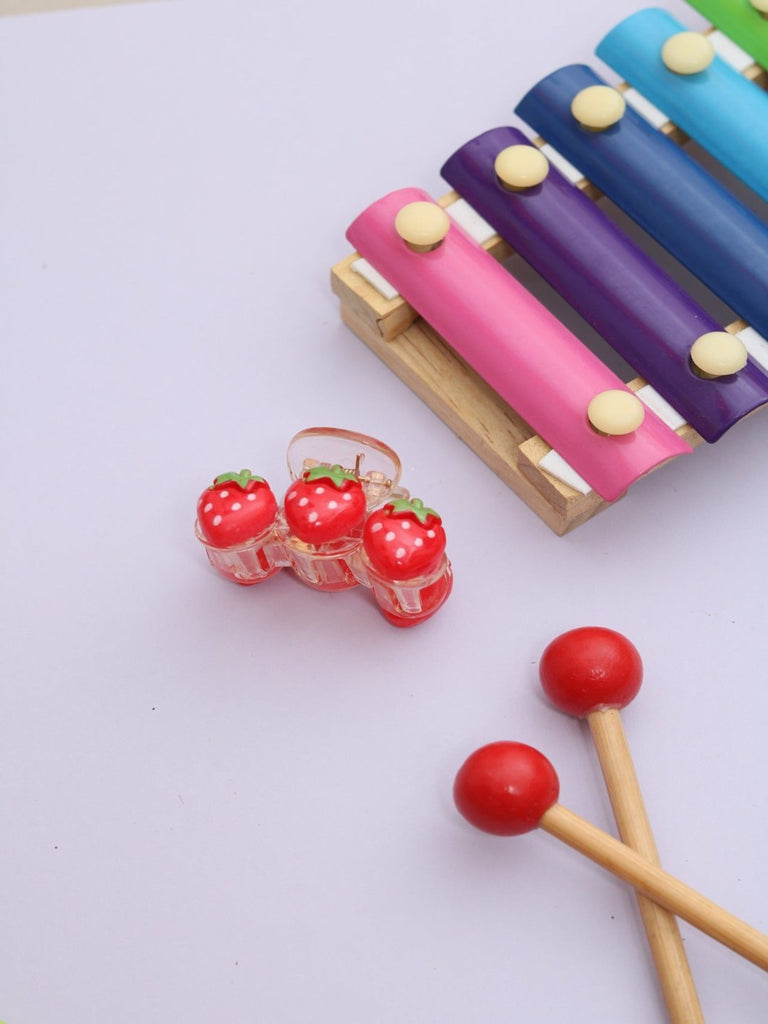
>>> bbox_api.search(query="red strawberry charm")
[195,469,281,585]
[362,497,452,627]
[282,464,368,592]
[363,498,445,578]
[283,464,367,544]
[197,470,278,548]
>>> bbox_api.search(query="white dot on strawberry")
[414,537,424,547]
[299,497,309,507]
[427,530,436,538]
[308,512,319,522]
[315,486,325,494]
[220,490,229,498]
[395,547,406,558]
[247,494,257,501]
[401,521,411,530]
[328,500,338,509]
[370,522,383,533]
[385,531,396,542]
[287,491,297,501]
[204,503,213,513]
[343,493,352,502]
[213,515,223,526]
[231,502,242,511]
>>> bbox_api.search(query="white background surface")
[1,0,767,1021]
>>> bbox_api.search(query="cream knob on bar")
[587,389,645,435]
[394,202,450,252]
[750,0,768,13]
[690,331,748,378]
[494,145,549,191]
[570,85,626,130]
[661,32,715,75]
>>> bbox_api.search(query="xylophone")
[331,1,768,534]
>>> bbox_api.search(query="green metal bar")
[685,0,768,69]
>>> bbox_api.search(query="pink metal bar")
[346,187,691,503]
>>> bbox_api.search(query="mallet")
[454,741,768,971]
[539,626,703,1023]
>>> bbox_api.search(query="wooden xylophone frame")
[330,52,767,536]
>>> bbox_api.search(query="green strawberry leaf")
[212,469,266,490]
[386,497,439,524]
[304,463,357,488]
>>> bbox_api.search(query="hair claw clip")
[194,428,452,627]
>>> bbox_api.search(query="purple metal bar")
[441,126,768,442]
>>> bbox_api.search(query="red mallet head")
[539,627,643,719]
[453,741,560,836]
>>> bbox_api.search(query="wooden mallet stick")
[454,741,768,972]
[539,626,704,1023]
